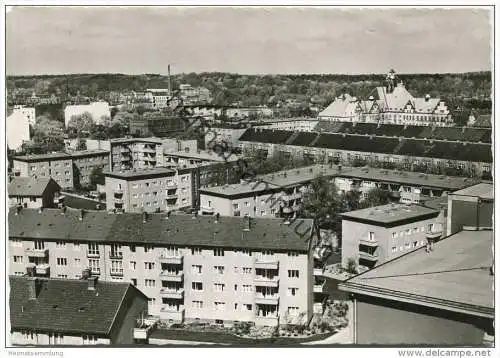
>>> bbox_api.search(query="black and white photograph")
[1,3,496,354]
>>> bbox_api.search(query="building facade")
[8,177,61,209]
[341,203,442,271]
[8,209,317,327]
[105,167,193,213]
[13,154,74,189]
[6,110,31,152]
[70,150,110,188]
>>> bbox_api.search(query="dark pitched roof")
[8,208,313,252]
[9,276,144,335]
[339,229,494,318]
[13,153,71,162]
[239,128,295,144]
[8,177,60,197]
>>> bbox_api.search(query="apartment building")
[163,149,241,167]
[179,84,211,105]
[145,89,171,108]
[254,118,319,132]
[334,167,480,204]
[204,125,248,150]
[105,167,193,213]
[9,275,148,346]
[12,105,36,125]
[199,165,341,218]
[6,109,31,152]
[339,228,494,345]
[13,153,74,189]
[129,116,186,138]
[70,150,110,188]
[446,182,493,236]
[341,203,442,271]
[8,177,61,209]
[8,208,317,327]
[237,128,492,178]
[109,137,198,171]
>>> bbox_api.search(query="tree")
[345,258,358,274]
[67,111,94,135]
[361,187,391,208]
[89,167,105,188]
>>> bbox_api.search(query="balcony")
[159,255,183,265]
[313,267,324,277]
[426,231,443,240]
[166,193,178,199]
[255,314,279,327]
[200,206,214,214]
[160,288,184,300]
[34,263,50,276]
[314,280,326,293]
[359,251,378,262]
[90,267,101,275]
[359,238,379,247]
[160,306,185,322]
[159,271,184,282]
[87,250,100,258]
[254,276,279,288]
[166,182,177,189]
[255,295,279,305]
[110,269,124,277]
[254,258,279,270]
[114,198,124,204]
[25,248,48,258]
[114,188,123,195]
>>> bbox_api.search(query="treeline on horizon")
[7,71,492,110]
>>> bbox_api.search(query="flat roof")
[339,229,494,318]
[104,167,176,180]
[109,137,165,144]
[341,203,440,226]
[13,152,71,162]
[259,164,342,188]
[201,181,280,197]
[336,167,479,190]
[452,183,494,200]
[67,149,110,157]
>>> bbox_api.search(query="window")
[30,197,37,202]
[242,285,253,292]
[130,245,136,252]
[73,242,81,250]
[214,248,224,256]
[368,232,375,241]
[192,300,203,309]
[192,265,202,274]
[405,228,411,236]
[413,227,419,234]
[245,304,253,311]
[234,303,238,310]
[428,223,435,232]
[131,278,137,286]
[233,203,239,210]
[242,267,252,275]
[288,288,298,296]
[214,302,226,311]
[144,245,154,253]
[130,261,136,270]
[288,252,299,257]
[110,244,122,258]
[244,201,250,207]
[74,258,80,266]
[57,258,67,266]
[34,240,45,250]
[413,241,418,248]
[391,246,398,253]
[233,266,239,273]
[144,262,155,270]
[13,256,23,263]
[11,239,22,247]
[288,270,299,278]
[88,259,100,273]
[111,260,123,275]
[214,266,225,275]
[88,242,99,256]
[288,307,299,316]
[57,274,68,279]
[392,232,398,239]
[214,283,225,292]
[192,282,203,291]
[145,279,156,287]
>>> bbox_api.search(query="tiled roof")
[452,183,493,200]
[67,149,110,158]
[238,128,294,144]
[339,229,494,317]
[288,132,319,147]
[8,177,59,197]
[164,150,240,163]
[337,167,479,190]
[318,96,351,118]
[9,276,144,335]
[412,97,441,113]
[8,208,313,252]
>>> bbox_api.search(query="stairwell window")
[192,282,203,291]
[214,283,225,292]
[288,270,299,278]
[214,266,225,275]
[288,288,298,296]
[144,262,155,270]
[214,248,224,257]
[192,247,202,255]
[369,232,375,241]
[56,258,67,266]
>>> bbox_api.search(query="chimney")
[425,94,430,102]
[79,209,85,221]
[61,206,67,215]
[243,215,251,232]
[192,211,198,219]
[215,212,220,223]
[142,211,147,223]
[165,211,171,220]
[87,276,98,291]
[38,207,44,214]
[15,205,22,215]
[81,269,91,280]
[28,277,40,300]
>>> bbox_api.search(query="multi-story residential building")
[199,164,341,218]
[6,108,31,152]
[145,89,172,108]
[204,125,248,150]
[8,177,61,209]
[109,138,198,171]
[69,150,110,188]
[179,84,211,105]
[64,102,111,127]
[334,167,480,204]
[163,149,241,167]
[9,275,148,346]
[226,106,274,119]
[129,115,187,138]
[237,128,492,178]
[8,209,317,327]
[12,105,36,125]
[446,182,493,236]
[318,71,452,127]
[13,153,74,189]
[339,228,494,345]
[340,203,442,271]
[104,167,193,213]
[254,118,319,132]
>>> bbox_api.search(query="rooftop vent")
[15,205,22,215]
[28,277,41,300]
[87,276,98,291]
[243,215,251,232]
[79,209,85,221]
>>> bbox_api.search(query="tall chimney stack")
[243,215,251,232]
[28,277,40,300]
[79,209,85,221]
[168,64,172,97]
[87,276,98,291]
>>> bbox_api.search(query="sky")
[6,7,493,76]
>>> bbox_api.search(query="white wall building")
[7,110,31,151]
[64,102,111,127]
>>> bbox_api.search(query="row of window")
[129,177,188,189]
[29,162,71,171]
[391,240,426,253]
[20,331,97,345]
[392,224,435,239]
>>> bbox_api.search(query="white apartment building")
[7,110,31,151]
[8,208,317,327]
